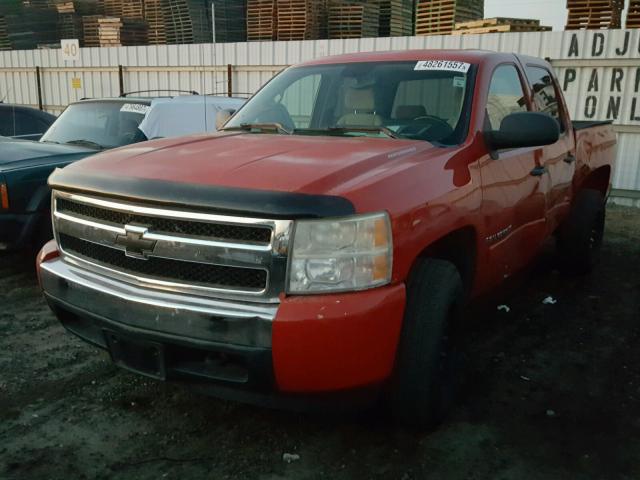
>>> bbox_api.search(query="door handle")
[530,166,548,176]
[564,154,576,164]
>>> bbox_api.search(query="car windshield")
[40,101,149,149]
[224,60,474,145]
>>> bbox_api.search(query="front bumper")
[39,250,406,399]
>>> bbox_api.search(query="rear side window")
[486,65,528,131]
[525,66,564,132]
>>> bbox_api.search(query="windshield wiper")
[65,139,104,150]
[326,126,399,139]
[223,123,293,135]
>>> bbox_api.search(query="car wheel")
[391,258,464,430]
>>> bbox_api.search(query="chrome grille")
[56,198,272,244]
[52,191,293,303]
[59,234,268,291]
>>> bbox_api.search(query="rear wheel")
[557,189,605,275]
[391,258,464,430]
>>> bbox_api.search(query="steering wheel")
[396,115,453,139]
[255,103,296,132]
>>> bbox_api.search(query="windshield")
[40,101,148,149]
[225,61,474,145]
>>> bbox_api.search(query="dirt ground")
[1,205,639,480]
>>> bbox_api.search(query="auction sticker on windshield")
[414,60,471,73]
[120,103,151,115]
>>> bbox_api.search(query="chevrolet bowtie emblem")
[115,225,157,260]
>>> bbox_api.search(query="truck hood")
[0,139,94,171]
[62,133,441,196]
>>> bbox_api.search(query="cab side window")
[525,66,565,132]
[486,65,528,131]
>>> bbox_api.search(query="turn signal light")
[0,183,9,210]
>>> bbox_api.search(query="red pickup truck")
[37,50,616,428]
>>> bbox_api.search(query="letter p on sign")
[61,39,80,62]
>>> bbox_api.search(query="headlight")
[287,212,392,294]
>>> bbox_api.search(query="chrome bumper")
[40,257,277,348]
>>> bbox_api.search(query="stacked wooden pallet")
[565,0,623,29]
[82,15,102,46]
[626,0,640,27]
[121,18,148,44]
[6,6,59,48]
[163,0,212,44]
[97,16,123,45]
[415,0,483,36]
[59,12,84,39]
[379,0,413,37]
[453,17,551,34]
[55,1,76,13]
[327,0,380,39]
[276,0,325,40]
[0,16,10,50]
[247,0,277,41]
[212,0,247,42]
[101,0,123,17]
[121,0,144,19]
[143,0,165,44]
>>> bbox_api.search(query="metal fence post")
[118,65,124,97]
[227,64,232,97]
[35,66,43,110]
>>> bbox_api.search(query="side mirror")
[485,112,560,153]
[216,109,236,130]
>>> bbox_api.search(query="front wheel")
[390,258,464,430]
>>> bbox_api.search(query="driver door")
[480,64,548,287]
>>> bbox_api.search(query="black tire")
[391,258,464,430]
[557,189,605,275]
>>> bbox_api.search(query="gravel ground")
[1,206,639,480]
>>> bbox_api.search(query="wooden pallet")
[58,12,84,40]
[565,0,623,29]
[162,0,212,45]
[415,0,483,36]
[97,16,123,46]
[328,0,380,39]
[101,0,123,17]
[626,0,640,27]
[0,16,10,50]
[143,0,165,44]
[55,1,76,13]
[121,0,144,19]
[454,16,551,34]
[121,18,148,44]
[213,0,247,42]
[379,0,413,37]
[276,0,325,41]
[247,0,277,41]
